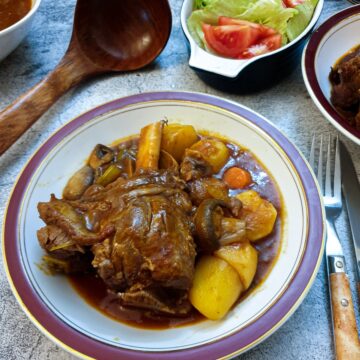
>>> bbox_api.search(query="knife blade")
[340,141,360,285]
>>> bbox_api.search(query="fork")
[310,135,360,360]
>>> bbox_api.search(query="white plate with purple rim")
[3,91,325,359]
[302,5,360,145]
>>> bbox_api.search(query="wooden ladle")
[0,0,172,155]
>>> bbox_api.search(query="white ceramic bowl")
[3,92,325,359]
[0,0,41,62]
[302,5,360,145]
[181,0,323,91]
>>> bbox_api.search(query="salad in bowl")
[188,0,319,59]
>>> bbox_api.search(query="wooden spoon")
[0,0,172,155]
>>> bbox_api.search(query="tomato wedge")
[261,33,282,49]
[202,23,260,58]
[202,18,282,59]
[283,0,305,7]
[218,17,277,38]
[218,17,261,27]
[238,34,282,59]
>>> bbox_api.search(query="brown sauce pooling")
[0,0,32,31]
[68,134,283,329]
[68,273,204,330]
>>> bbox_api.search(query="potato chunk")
[236,190,277,241]
[215,242,258,290]
[189,256,243,320]
[161,124,198,162]
[190,139,229,173]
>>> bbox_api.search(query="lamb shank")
[37,121,196,315]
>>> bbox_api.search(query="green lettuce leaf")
[286,0,319,41]
[187,10,219,46]
[189,0,259,47]
[195,0,254,14]
[238,0,297,44]
[194,0,218,9]
[188,0,298,48]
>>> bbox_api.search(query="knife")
[340,140,360,295]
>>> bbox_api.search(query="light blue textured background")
[0,0,359,359]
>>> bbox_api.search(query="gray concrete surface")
[1,0,359,359]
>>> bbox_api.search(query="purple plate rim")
[2,91,325,360]
[303,5,360,142]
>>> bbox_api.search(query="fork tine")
[317,135,323,194]
[325,135,332,197]
[334,136,341,201]
[309,134,315,170]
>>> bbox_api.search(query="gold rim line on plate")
[1,94,325,358]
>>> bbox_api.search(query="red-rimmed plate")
[302,5,360,145]
[2,92,325,359]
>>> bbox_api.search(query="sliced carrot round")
[223,167,252,189]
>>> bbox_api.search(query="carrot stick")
[136,121,164,171]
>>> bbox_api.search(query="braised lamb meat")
[38,224,84,257]
[89,171,196,314]
[36,120,282,324]
[180,149,213,181]
[37,224,93,274]
[37,122,197,315]
[186,177,229,206]
[92,184,195,289]
[91,178,196,315]
[330,45,360,130]
[38,195,115,245]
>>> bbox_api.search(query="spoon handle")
[0,49,96,155]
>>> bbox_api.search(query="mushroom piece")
[180,149,213,181]
[194,198,246,254]
[89,144,115,169]
[63,165,94,200]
